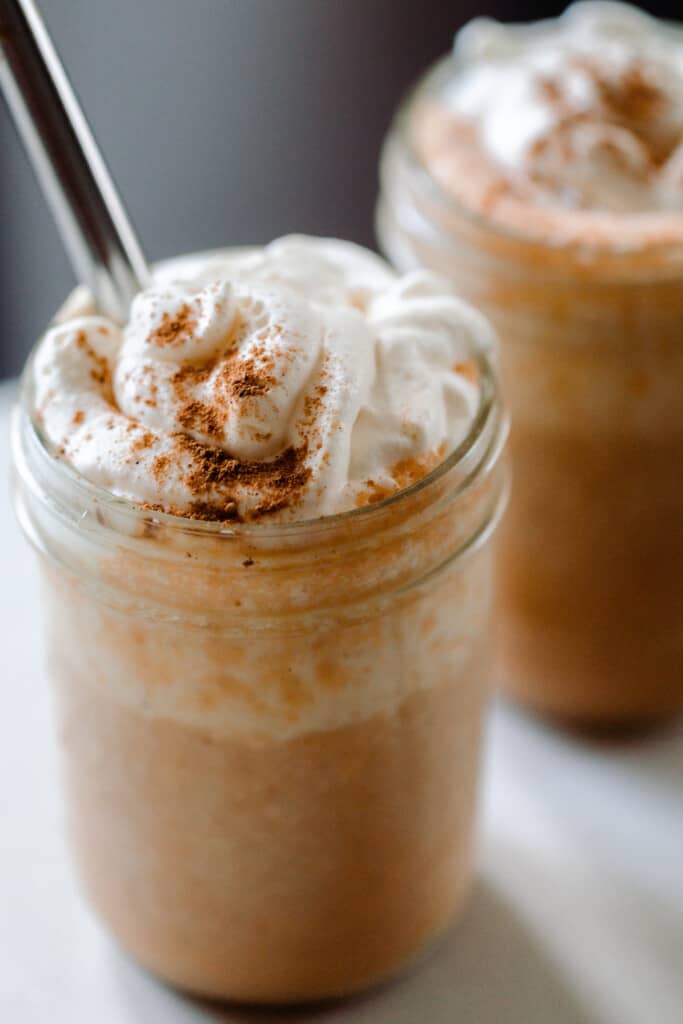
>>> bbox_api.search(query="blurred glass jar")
[377,57,683,728]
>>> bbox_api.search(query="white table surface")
[1,377,682,1024]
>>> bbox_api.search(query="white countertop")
[1,377,682,1024]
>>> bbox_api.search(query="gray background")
[0,0,674,377]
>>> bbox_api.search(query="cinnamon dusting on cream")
[145,436,312,522]
[33,237,489,523]
[148,304,198,348]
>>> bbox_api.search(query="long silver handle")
[0,0,149,323]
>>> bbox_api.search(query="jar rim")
[14,331,504,542]
[389,52,683,261]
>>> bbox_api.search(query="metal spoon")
[0,0,149,323]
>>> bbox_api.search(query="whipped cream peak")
[116,278,327,461]
[123,280,236,365]
[33,237,493,523]
[446,2,683,212]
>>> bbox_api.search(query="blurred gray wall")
[0,0,672,377]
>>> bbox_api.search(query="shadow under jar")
[13,335,507,1003]
[377,60,683,729]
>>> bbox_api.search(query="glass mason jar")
[377,57,683,729]
[13,313,507,1003]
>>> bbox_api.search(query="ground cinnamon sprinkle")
[454,360,479,384]
[213,342,276,401]
[536,59,675,174]
[356,444,446,507]
[144,378,159,409]
[189,499,239,522]
[148,303,198,348]
[164,433,312,522]
[130,430,156,455]
[177,399,227,439]
[597,63,666,126]
[152,452,171,483]
[75,330,111,392]
[172,360,215,390]
[169,335,281,446]
[72,410,84,426]
[139,499,246,523]
[302,383,328,424]
[538,76,563,105]
[227,369,272,398]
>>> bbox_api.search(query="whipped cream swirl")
[446,2,683,211]
[33,236,494,522]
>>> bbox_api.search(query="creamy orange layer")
[22,392,506,1001]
